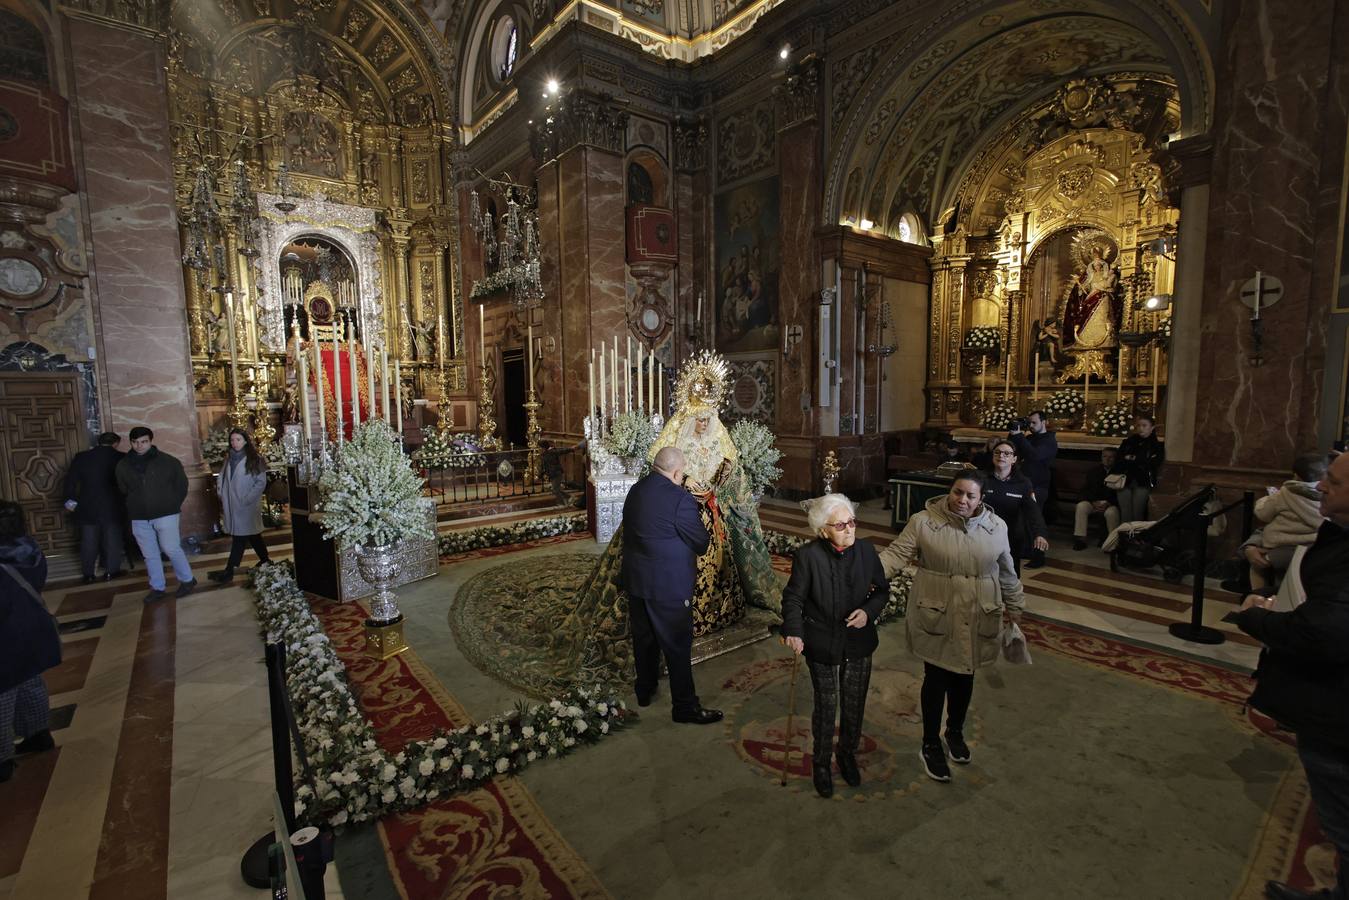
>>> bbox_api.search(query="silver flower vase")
[356,540,401,623]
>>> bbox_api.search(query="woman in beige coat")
[879,470,1024,783]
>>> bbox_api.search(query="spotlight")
[1144,293,1172,311]
[860,218,874,230]
[547,78,559,94]
[779,45,790,60]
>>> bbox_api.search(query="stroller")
[1110,485,1218,583]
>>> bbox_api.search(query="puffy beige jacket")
[878,496,1025,675]
[1255,480,1324,548]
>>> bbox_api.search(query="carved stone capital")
[529,91,629,161]
[774,57,821,130]
[672,118,709,173]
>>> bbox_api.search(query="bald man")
[618,446,721,724]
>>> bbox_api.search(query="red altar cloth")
[309,342,382,441]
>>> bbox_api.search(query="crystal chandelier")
[177,122,260,289]
[467,174,543,308]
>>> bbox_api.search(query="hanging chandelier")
[467,174,543,308]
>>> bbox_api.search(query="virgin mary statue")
[554,350,782,687]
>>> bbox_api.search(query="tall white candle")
[635,344,643,414]
[696,293,702,323]
[298,350,312,442]
[1033,350,1040,399]
[225,292,239,398]
[333,318,344,443]
[624,355,630,414]
[393,359,403,435]
[611,336,618,413]
[349,329,359,426]
[648,351,655,412]
[479,305,486,363]
[381,345,390,424]
[599,346,607,422]
[312,332,325,443]
[366,339,376,420]
[588,361,595,426]
[657,366,662,413]
[528,323,535,392]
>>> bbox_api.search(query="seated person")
[970,435,1000,472]
[1073,448,1121,550]
[935,436,967,465]
[1242,453,1327,590]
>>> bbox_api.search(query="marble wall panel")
[68,20,210,529]
[675,172,696,365]
[1192,0,1344,473]
[536,163,566,435]
[778,123,820,436]
[557,151,592,435]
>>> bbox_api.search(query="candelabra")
[467,174,543,309]
[477,364,502,450]
[523,389,542,482]
[821,450,840,494]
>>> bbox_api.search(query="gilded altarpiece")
[927,118,1178,430]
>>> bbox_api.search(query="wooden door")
[0,372,84,558]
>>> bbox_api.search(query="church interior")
[1,0,1347,897]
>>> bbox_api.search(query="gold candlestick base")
[477,364,502,450]
[821,449,840,494]
[363,616,408,659]
[227,390,251,432]
[524,391,542,482]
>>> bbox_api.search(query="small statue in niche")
[409,320,435,361]
[280,383,300,424]
[1031,317,1063,369]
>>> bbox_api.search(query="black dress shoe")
[81,575,97,585]
[635,684,656,708]
[207,569,234,584]
[16,730,54,755]
[671,707,723,725]
[836,750,861,787]
[1072,538,1087,551]
[1264,881,1332,900]
[812,762,833,798]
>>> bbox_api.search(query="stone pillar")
[1191,0,1349,481]
[1161,151,1210,464]
[67,17,211,533]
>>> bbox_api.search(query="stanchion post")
[1167,504,1226,646]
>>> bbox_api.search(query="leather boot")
[812,761,833,798]
[836,750,861,787]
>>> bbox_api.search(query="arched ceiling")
[826,0,1213,231]
[168,0,457,124]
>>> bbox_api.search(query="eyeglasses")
[826,519,857,531]
[993,450,1017,457]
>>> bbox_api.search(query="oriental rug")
[312,597,609,900]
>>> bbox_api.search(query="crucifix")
[1239,270,1284,365]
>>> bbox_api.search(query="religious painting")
[1022,228,1122,383]
[714,177,780,354]
[283,110,343,179]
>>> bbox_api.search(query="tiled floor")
[2,499,1261,899]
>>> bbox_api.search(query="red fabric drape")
[309,342,382,441]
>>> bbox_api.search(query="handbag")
[1104,473,1128,491]
[0,563,62,692]
[1001,622,1032,665]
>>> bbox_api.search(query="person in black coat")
[1009,411,1058,566]
[1111,415,1165,523]
[63,432,126,583]
[981,439,1048,576]
[618,445,720,725]
[0,501,57,783]
[781,493,890,798]
[1233,449,1349,900]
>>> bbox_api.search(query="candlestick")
[658,366,663,413]
[648,351,655,413]
[381,346,390,425]
[696,293,702,323]
[225,292,239,398]
[1004,342,1011,400]
[479,305,486,363]
[437,315,445,365]
[312,329,325,444]
[366,339,376,421]
[528,323,535,392]
[348,324,359,427]
[394,359,403,435]
[298,350,312,445]
[333,318,344,443]
[1116,349,1124,402]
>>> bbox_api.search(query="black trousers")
[920,662,975,742]
[806,654,873,762]
[224,533,271,571]
[79,522,124,578]
[628,595,699,715]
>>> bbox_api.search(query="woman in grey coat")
[208,429,271,585]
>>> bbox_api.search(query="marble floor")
[1,501,1261,899]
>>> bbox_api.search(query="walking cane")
[780,649,801,787]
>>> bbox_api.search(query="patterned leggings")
[0,675,50,765]
[806,655,873,762]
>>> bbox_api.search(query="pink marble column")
[777,119,821,438]
[68,19,210,532]
[1192,0,1349,478]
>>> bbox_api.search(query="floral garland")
[1043,388,1085,420]
[1088,400,1133,437]
[469,269,515,300]
[980,399,1019,430]
[964,326,1001,352]
[251,561,627,829]
[729,419,783,497]
[437,512,587,556]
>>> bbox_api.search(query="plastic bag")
[1002,622,1032,665]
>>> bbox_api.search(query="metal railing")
[421,448,547,505]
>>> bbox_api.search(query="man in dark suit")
[63,432,127,583]
[619,446,722,725]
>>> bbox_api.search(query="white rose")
[380,787,396,804]
[331,810,348,826]
[439,757,452,771]
[432,737,448,751]
[418,758,435,777]
[495,757,510,774]
[381,764,397,782]
[574,719,588,733]
[521,726,535,739]
[461,764,475,779]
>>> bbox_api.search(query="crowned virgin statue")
[555,351,783,686]
[1063,243,1121,352]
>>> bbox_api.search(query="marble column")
[1162,181,1209,464]
[777,117,821,437]
[1191,0,1348,479]
[68,18,211,534]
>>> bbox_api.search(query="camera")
[1011,417,1031,433]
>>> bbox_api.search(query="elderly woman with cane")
[879,470,1024,783]
[781,493,890,798]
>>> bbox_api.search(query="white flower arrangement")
[964,326,1001,352]
[1089,400,1134,437]
[602,410,658,460]
[1158,317,1172,342]
[415,428,457,470]
[437,513,587,556]
[317,419,433,549]
[469,269,515,300]
[980,400,1019,430]
[729,420,783,498]
[1043,388,1085,420]
[250,561,627,829]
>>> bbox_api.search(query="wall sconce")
[1149,232,1177,261]
[1240,270,1284,366]
[1143,293,1172,311]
